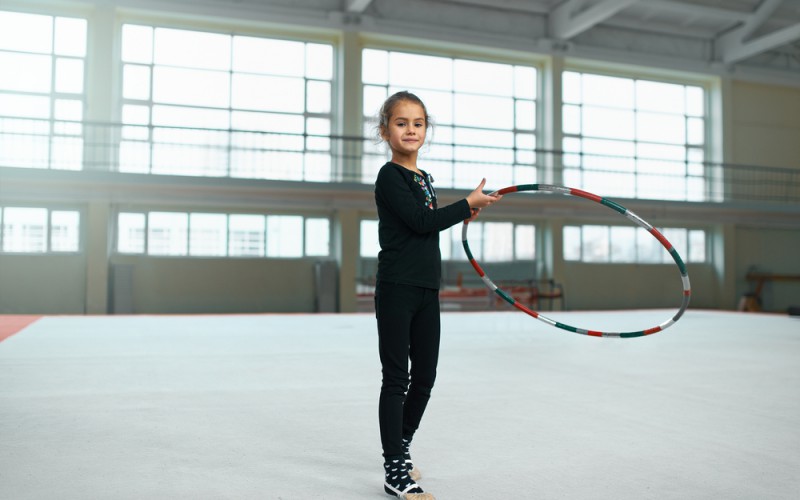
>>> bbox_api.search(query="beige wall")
[0,255,87,314]
[730,81,800,169]
[109,256,319,314]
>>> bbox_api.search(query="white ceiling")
[91,0,800,85]
[344,0,800,82]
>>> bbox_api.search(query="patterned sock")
[402,437,413,469]
[384,457,424,497]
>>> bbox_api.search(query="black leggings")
[375,281,441,459]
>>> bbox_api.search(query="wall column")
[85,202,110,314]
[335,208,359,312]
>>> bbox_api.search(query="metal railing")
[1,116,798,204]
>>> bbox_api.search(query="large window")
[117,211,330,258]
[359,219,535,263]
[0,10,87,170]
[0,207,81,253]
[119,25,334,180]
[562,71,706,201]
[362,49,538,188]
[563,225,706,264]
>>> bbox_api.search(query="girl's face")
[382,100,427,159]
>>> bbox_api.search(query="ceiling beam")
[646,0,750,23]
[717,0,800,63]
[549,0,641,40]
[720,23,800,63]
[345,0,374,13]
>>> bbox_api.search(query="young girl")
[374,91,501,499]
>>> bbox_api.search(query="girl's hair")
[376,90,433,140]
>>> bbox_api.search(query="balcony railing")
[1,116,798,204]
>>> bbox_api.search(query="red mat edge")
[0,316,42,343]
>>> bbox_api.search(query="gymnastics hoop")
[462,184,691,338]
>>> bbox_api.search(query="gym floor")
[1,309,798,499]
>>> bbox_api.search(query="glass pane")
[687,117,704,145]
[233,36,304,76]
[123,64,151,100]
[582,74,634,109]
[363,49,388,85]
[514,66,536,99]
[454,94,513,129]
[636,80,684,113]
[686,86,704,117]
[231,111,304,134]
[360,219,379,257]
[51,210,80,251]
[483,222,513,262]
[153,67,230,107]
[306,43,333,80]
[582,225,609,262]
[0,52,51,93]
[389,52,452,91]
[122,25,153,64]
[151,105,228,128]
[583,106,634,140]
[55,99,83,121]
[454,59,513,96]
[267,215,303,257]
[0,93,50,119]
[563,225,581,261]
[2,207,48,252]
[306,117,330,136]
[148,212,188,256]
[305,218,330,256]
[51,136,83,170]
[636,227,661,263]
[304,153,331,182]
[154,28,230,70]
[55,58,84,94]
[231,73,304,112]
[515,100,535,130]
[54,17,87,57]
[118,141,151,174]
[118,213,145,253]
[0,11,52,53]
[122,104,149,125]
[563,104,581,134]
[689,229,706,263]
[562,71,581,104]
[464,222,483,260]
[364,85,388,118]
[307,80,331,113]
[610,226,635,263]
[229,214,265,257]
[189,213,227,257]
[637,112,685,144]
[515,225,535,260]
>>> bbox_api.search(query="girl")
[374,91,501,499]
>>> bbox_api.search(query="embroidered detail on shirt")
[414,173,434,209]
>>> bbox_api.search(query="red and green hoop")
[462,184,691,338]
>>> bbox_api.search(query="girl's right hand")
[466,178,502,209]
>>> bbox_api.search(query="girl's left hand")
[466,208,481,223]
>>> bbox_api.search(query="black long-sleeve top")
[374,162,472,289]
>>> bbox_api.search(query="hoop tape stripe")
[463,184,691,339]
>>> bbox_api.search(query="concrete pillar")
[335,208,360,312]
[542,55,565,185]
[337,30,364,182]
[85,202,110,314]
